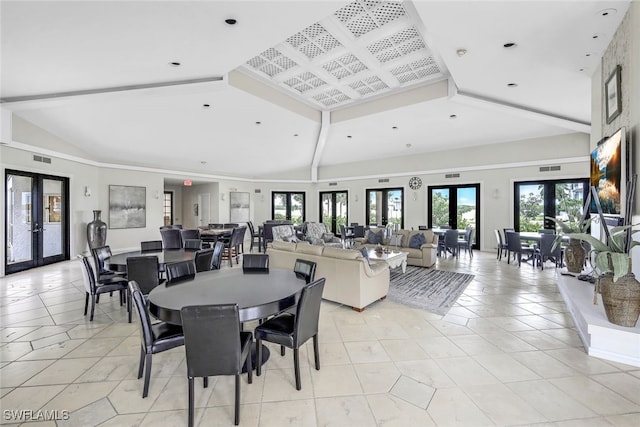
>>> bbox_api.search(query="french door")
[365,188,404,229]
[272,192,305,225]
[320,191,348,234]
[428,184,480,249]
[5,170,70,274]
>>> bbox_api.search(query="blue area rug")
[388,266,474,315]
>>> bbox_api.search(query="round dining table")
[105,248,197,273]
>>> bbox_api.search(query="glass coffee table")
[368,249,408,273]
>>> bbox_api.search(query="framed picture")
[109,185,146,229]
[605,65,622,124]
[230,192,250,222]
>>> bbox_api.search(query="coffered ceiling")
[0,1,631,181]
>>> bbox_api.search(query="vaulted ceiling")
[1,1,631,181]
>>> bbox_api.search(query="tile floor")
[1,251,640,426]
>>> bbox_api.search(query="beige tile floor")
[1,251,640,426]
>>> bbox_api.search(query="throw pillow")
[283,235,298,243]
[389,234,403,247]
[359,247,371,265]
[367,230,383,245]
[409,233,426,249]
[322,233,336,243]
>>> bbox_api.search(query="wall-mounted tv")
[590,127,627,215]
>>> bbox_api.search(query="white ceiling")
[1,0,631,182]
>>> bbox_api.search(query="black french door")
[319,191,348,234]
[365,188,404,229]
[5,170,70,274]
[428,183,480,249]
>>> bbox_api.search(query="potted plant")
[566,224,640,327]
[546,216,592,274]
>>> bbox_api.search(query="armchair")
[303,222,342,247]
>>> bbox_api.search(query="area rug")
[388,266,474,315]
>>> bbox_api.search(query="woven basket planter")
[596,273,640,327]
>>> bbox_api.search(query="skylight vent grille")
[335,1,406,38]
[349,76,389,96]
[367,26,426,63]
[287,23,342,60]
[312,89,351,107]
[322,54,368,80]
[246,49,297,78]
[283,72,327,93]
[391,55,441,85]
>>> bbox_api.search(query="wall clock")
[408,176,422,190]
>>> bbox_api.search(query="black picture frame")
[605,65,622,124]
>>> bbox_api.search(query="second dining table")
[106,248,197,273]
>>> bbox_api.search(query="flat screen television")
[590,127,627,215]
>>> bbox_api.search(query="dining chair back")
[254,277,326,390]
[537,233,562,270]
[166,260,197,283]
[443,229,460,257]
[91,245,120,278]
[353,225,365,238]
[129,281,184,398]
[141,240,163,252]
[340,224,355,248]
[211,241,224,270]
[242,254,269,273]
[160,228,182,249]
[223,226,247,267]
[183,239,202,250]
[505,231,535,267]
[457,227,474,258]
[247,221,261,252]
[180,304,253,426]
[194,248,215,272]
[78,255,129,322]
[494,229,507,260]
[127,256,162,295]
[293,259,316,284]
[180,229,201,242]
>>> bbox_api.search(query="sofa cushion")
[296,243,324,256]
[271,240,297,252]
[322,247,361,260]
[389,234,403,247]
[409,233,426,249]
[366,230,384,244]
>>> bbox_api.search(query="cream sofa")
[267,240,389,311]
[355,228,438,268]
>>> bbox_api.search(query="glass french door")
[365,188,404,229]
[272,192,305,225]
[5,170,70,274]
[428,184,480,248]
[320,191,348,234]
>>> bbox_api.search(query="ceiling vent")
[445,173,460,179]
[378,178,389,183]
[33,155,51,164]
[329,182,338,186]
[254,189,261,193]
[539,165,561,172]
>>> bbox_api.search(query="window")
[365,188,403,229]
[515,179,589,232]
[272,192,305,225]
[320,191,348,234]
[428,184,480,248]
[163,191,173,226]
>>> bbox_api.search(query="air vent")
[445,173,460,179]
[329,182,338,186]
[33,155,51,164]
[539,166,561,172]
[550,165,561,171]
[254,189,261,194]
[378,178,389,183]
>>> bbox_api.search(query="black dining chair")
[494,229,508,260]
[180,229,201,242]
[457,227,474,258]
[127,256,164,296]
[223,226,246,267]
[505,231,536,267]
[183,239,202,250]
[443,229,460,258]
[255,277,325,390]
[180,304,253,426]
[91,245,125,281]
[293,259,316,284]
[211,241,224,270]
[141,240,163,252]
[242,253,269,273]
[194,248,215,272]
[160,228,182,250]
[536,233,563,270]
[129,281,184,398]
[166,260,197,284]
[247,221,262,252]
[340,224,355,248]
[353,225,365,238]
[78,255,130,322]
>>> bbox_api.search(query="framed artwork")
[605,65,622,124]
[109,185,146,229]
[230,192,250,222]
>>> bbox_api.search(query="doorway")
[5,170,70,274]
[365,188,404,229]
[319,191,348,234]
[428,183,480,249]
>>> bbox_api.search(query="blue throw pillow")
[366,230,383,244]
[409,233,426,249]
[359,247,371,265]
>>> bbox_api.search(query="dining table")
[105,248,197,273]
[148,268,306,368]
[200,227,234,244]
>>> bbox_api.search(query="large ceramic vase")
[597,273,640,327]
[564,238,586,274]
[87,210,107,250]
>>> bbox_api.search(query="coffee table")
[368,249,408,273]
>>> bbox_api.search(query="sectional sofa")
[355,228,438,268]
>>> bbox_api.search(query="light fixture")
[392,126,398,130]
[503,42,517,48]
[169,61,181,67]
[507,83,518,87]
[202,104,211,108]
[406,143,412,148]
[225,18,237,25]
[84,186,91,197]
[456,48,467,57]
[183,179,192,186]
[449,114,457,119]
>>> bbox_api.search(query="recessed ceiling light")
[456,48,467,57]
[585,53,593,57]
[293,134,299,137]
[202,104,211,108]
[507,83,518,87]
[406,143,412,148]
[347,135,352,139]
[392,126,398,130]
[169,62,181,67]
[225,18,237,25]
[503,42,517,48]
[201,161,207,165]
[598,8,617,17]
[255,121,261,125]
[449,114,457,119]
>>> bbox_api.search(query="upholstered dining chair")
[180,229,201,242]
[443,229,460,258]
[457,227,474,258]
[91,245,125,281]
[293,259,316,284]
[242,253,269,273]
[165,260,197,283]
[180,304,253,426]
[78,255,130,322]
[194,248,215,272]
[127,256,164,296]
[536,233,563,270]
[255,278,325,390]
[247,221,262,252]
[211,241,225,270]
[160,228,182,249]
[223,226,246,267]
[494,229,508,260]
[182,239,202,250]
[129,281,184,398]
[505,231,536,267]
[141,240,163,252]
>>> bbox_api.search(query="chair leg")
[234,374,240,425]
[256,338,262,376]
[280,345,285,356]
[246,349,252,384]
[294,348,301,390]
[84,292,89,315]
[90,295,97,321]
[138,348,145,379]
[127,290,132,324]
[142,353,152,398]
[313,335,320,370]
[188,377,194,427]
[203,377,208,388]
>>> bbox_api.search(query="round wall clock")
[408,176,422,190]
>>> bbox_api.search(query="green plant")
[545,216,592,234]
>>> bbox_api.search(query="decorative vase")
[564,238,586,274]
[87,210,107,250]
[597,273,640,327]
